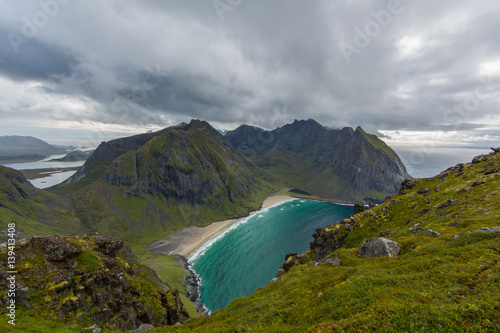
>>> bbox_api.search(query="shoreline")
[149,195,296,258]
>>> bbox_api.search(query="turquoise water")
[188,199,354,313]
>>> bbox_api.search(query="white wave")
[188,198,299,263]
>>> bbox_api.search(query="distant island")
[0,135,68,163]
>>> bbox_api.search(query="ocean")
[188,199,354,313]
[392,145,492,179]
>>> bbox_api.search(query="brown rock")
[310,228,347,260]
[30,235,82,261]
[398,179,417,195]
[94,235,124,255]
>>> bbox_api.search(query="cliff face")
[226,119,408,202]
[0,234,189,331]
[101,120,260,206]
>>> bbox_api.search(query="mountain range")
[0,121,498,331]
[0,135,68,163]
[0,119,414,330]
[226,119,408,202]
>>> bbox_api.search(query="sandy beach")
[149,195,294,258]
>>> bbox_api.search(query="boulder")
[479,227,500,232]
[30,235,82,261]
[94,235,124,255]
[427,229,441,236]
[134,324,155,332]
[398,179,417,195]
[357,238,400,258]
[354,203,365,214]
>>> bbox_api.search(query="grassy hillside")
[158,149,500,332]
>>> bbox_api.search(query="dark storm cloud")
[0,0,499,145]
[0,27,76,81]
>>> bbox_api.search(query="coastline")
[149,195,295,258]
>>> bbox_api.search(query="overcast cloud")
[0,0,499,148]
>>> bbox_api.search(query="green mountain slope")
[226,119,409,203]
[50,120,274,241]
[0,166,81,238]
[161,149,500,332]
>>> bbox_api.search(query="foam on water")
[189,199,354,313]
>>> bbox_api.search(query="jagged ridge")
[226,119,409,202]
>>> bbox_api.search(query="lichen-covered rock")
[94,235,124,255]
[354,203,365,213]
[357,238,400,258]
[479,226,500,232]
[30,235,82,261]
[134,323,155,332]
[398,179,417,195]
[0,234,189,331]
[427,229,441,236]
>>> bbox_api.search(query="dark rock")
[484,168,500,175]
[278,253,311,277]
[491,147,500,153]
[471,181,485,188]
[30,235,82,261]
[160,289,189,325]
[399,179,417,195]
[479,227,500,232]
[437,200,459,210]
[417,209,432,215]
[448,222,459,227]
[16,287,30,309]
[412,227,425,235]
[380,230,391,238]
[427,229,441,236]
[434,212,448,217]
[472,155,489,164]
[405,218,414,226]
[417,187,431,195]
[438,172,449,179]
[310,228,347,260]
[94,235,124,255]
[357,238,400,258]
[354,203,365,213]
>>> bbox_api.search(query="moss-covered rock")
[0,234,189,331]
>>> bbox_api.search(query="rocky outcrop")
[310,227,348,260]
[398,179,417,195]
[357,238,400,258]
[0,235,189,331]
[30,235,82,261]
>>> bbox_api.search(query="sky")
[0,0,499,151]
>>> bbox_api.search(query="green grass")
[157,152,500,332]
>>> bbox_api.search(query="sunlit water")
[188,199,354,313]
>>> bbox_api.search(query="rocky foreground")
[0,234,188,331]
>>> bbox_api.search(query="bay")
[189,199,353,313]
